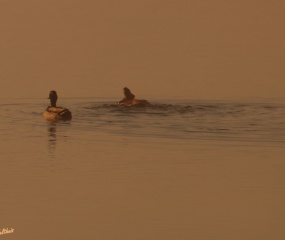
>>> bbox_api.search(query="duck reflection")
[47,122,57,157]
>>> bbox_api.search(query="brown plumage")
[118,87,151,107]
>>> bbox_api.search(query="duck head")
[48,90,58,107]
[123,87,135,100]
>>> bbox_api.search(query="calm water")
[1,98,285,240]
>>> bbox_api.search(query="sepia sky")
[0,0,284,100]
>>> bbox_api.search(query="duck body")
[43,106,72,121]
[118,87,151,107]
[44,90,72,121]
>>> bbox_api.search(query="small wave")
[72,101,285,142]
[2,99,284,143]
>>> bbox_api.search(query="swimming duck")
[43,90,72,121]
[118,87,151,107]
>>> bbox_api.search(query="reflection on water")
[46,120,72,159]
[47,122,57,157]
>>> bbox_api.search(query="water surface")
[1,98,285,239]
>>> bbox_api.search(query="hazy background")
[0,0,284,100]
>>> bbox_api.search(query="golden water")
[1,98,285,239]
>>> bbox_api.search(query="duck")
[118,87,151,107]
[43,90,72,121]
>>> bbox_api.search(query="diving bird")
[118,87,151,107]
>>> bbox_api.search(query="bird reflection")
[47,122,57,157]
